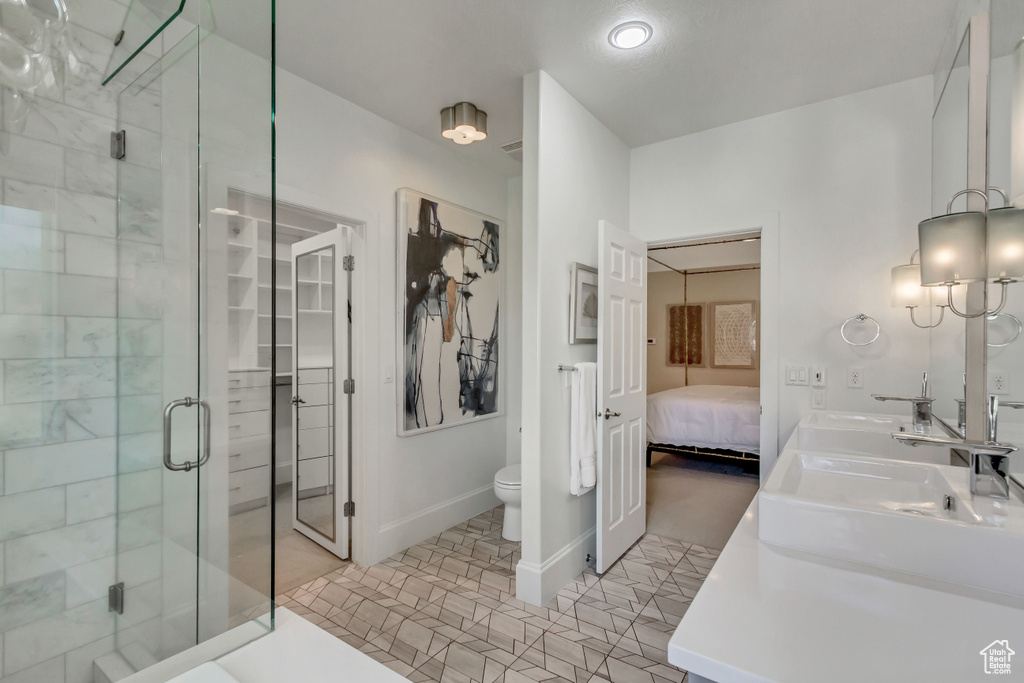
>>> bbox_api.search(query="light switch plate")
[811,367,826,387]
[786,365,809,386]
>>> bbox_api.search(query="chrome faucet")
[891,394,1018,499]
[989,394,1024,443]
[873,372,935,432]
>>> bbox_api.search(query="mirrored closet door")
[291,228,352,557]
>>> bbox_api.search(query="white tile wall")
[4,438,116,493]
[3,598,114,675]
[4,517,115,584]
[0,572,65,631]
[65,477,116,525]
[0,487,65,541]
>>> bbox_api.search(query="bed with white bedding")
[646,384,760,467]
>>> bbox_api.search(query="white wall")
[518,71,631,605]
[276,69,515,564]
[647,269,761,394]
[631,76,935,450]
[506,176,524,464]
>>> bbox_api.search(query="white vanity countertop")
[668,498,1024,682]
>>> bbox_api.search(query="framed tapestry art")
[710,300,757,369]
[667,303,705,366]
[397,189,503,436]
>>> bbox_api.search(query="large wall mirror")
[928,22,971,427]
[988,0,1024,443]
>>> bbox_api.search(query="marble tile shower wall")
[0,3,166,682]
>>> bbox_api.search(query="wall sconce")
[891,250,946,328]
[441,102,487,145]
[918,188,1018,319]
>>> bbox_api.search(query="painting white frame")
[396,188,505,437]
[569,262,598,344]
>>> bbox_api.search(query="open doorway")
[226,192,362,598]
[643,233,762,550]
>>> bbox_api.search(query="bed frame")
[646,441,759,475]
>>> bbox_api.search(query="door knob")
[601,408,622,420]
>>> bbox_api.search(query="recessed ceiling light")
[609,21,652,49]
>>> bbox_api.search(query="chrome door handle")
[599,408,622,420]
[291,396,305,405]
[163,397,211,472]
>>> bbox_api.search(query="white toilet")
[493,464,522,542]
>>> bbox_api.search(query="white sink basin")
[795,411,953,465]
[800,411,905,432]
[759,449,1024,598]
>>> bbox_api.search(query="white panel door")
[596,220,647,574]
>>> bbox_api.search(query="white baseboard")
[376,484,500,562]
[516,527,595,607]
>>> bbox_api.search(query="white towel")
[570,362,598,496]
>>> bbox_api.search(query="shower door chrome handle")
[163,397,211,472]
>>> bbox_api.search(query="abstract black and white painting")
[398,189,502,435]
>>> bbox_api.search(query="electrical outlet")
[991,371,1010,395]
[847,367,864,388]
[812,389,827,409]
[812,366,826,388]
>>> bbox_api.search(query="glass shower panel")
[197,0,276,638]
[115,28,203,665]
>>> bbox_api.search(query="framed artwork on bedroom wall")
[710,300,758,369]
[569,263,598,344]
[667,303,705,367]
[396,188,503,436]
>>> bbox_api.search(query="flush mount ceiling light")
[608,21,652,49]
[441,102,487,145]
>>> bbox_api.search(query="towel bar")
[557,364,578,372]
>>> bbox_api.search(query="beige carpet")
[230,484,349,600]
[646,450,760,550]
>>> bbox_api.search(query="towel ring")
[987,312,1023,348]
[841,314,880,346]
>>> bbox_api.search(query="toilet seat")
[494,464,521,488]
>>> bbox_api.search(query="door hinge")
[110,130,126,160]
[343,255,354,271]
[108,582,125,614]
[343,501,355,517]
[343,378,355,394]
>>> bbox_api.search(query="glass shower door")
[114,30,205,665]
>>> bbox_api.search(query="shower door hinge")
[110,130,126,160]
[108,582,125,614]
[113,29,125,46]
[343,255,354,271]
[343,501,355,517]
[343,378,355,394]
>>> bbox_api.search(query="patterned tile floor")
[276,506,719,683]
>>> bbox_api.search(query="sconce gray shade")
[987,206,1024,282]
[891,263,926,306]
[918,211,987,285]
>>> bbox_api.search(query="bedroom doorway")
[644,232,763,551]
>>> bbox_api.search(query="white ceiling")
[277,1,966,177]
[648,239,761,273]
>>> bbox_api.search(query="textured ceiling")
[277,1,966,177]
